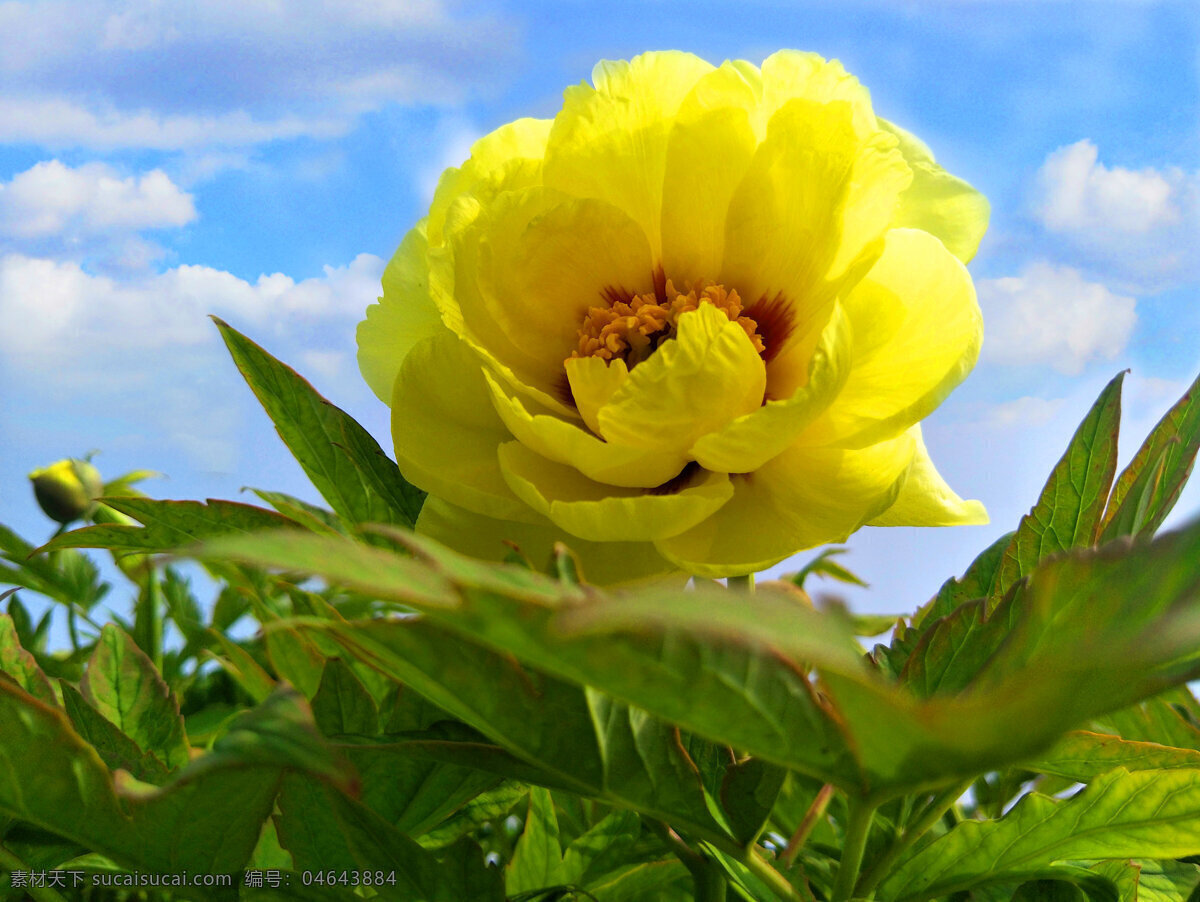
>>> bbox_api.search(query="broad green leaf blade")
[1101,370,1200,540]
[306,616,738,842]
[508,787,566,894]
[250,488,348,537]
[560,808,642,886]
[880,768,1200,902]
[720,756,787,847]
[204,630,277,704]
[195,518,1200,795]
[1026,731,1200,782]
[60,681,170,784]
[336,733,501,837]
[81,623,190,771]
[992,372,1125,600]
[42,497,302,554]
[1092,859,1200,902]
[311,657,379,735]
[213,316,424,529]
[1094,689,1200,750]
[899,593,1021,698]
[275,773,502,902]
[0,613,56,705]
[0,679,347,876]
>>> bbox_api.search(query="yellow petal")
[880,118,990,263]
[691,301,851,473]
[803,228,982,449]
[357,222,446,403]
[868,425,988,527]
[427,117,552,246]
[660,63,760,283]
[721,97,910,346]
[543,51,715,258]
[757,50,876,141]
[391,331,539,524]
[656,431,917,578]
[498,442,734,542]
[597,303,767,455]
[416,495,683,586]
[564,355,629,436]
[483,370,689,489]
[432,188,654,417]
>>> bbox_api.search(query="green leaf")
[898,593,1022,698]
[0,613,56,706]
[720,756,786,846]
[560,808,642,886]
[335,731,501,837]
[42,497,302,554]
[0,678,347,876]
[213,316,424,529]
[880,768,1200,901]
[204,630,277,704]
[249,488,348,536]
[508,787,566,894]
[1092,859,1200,902]
[912,529,1014,630]
[1026,730,1200,782]
[787,548,868,589]
[81,623,190,771]
[1101,371,1200,540]
[308,616,737,842]
[275,773,503,902]
[991,372,1125,600]
[60,681,170,784]
[194,518,1200,795]
[311,657,379,735]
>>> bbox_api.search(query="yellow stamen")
[572,279,766,366]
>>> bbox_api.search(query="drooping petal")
[880,118,990,263]
[801,228,982,449]
[721,96,910,351]
[416,495,683,586]
[357,223,446,403]
[498,442,734,542]
[656,431,916,578]
[484,370,689,488]
[660,62,760,283]
[691,301,851,473]
[391,332,539,524]
[543,51,715,258]
[596,303,767,454]
[868,425,987,527]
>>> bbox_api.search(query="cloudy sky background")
[1,0,1198,632]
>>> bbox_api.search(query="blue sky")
[1,0,1198,630]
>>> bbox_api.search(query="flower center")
[570,278,766,367]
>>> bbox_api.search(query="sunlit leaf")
[1101,371,1200,540]
[81,623,190,771]
[880,768,1200,901]
[991,372,1125,600]
[214,317,424,530]
[0,613,56,706]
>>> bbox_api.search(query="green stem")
[728,574,755,593]
[832,799,875,902]
[649,820,805,902]
[0,842,69,902]
[145,565,163,672]
[855,780,970,899]
[783,783,834,867]
[740,847,810,902]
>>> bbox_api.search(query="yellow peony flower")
[358,50,988,582]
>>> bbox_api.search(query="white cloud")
[0,161,195,239]
[976,396,1066,431]
[0,0,517,150]
[0,252,385,369]
[1037,140,1180,234]
[978,262,1137,374]
[1032,140,1200,291]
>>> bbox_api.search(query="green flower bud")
[28,458,103,524]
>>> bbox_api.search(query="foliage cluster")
[2,319,1200,901]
